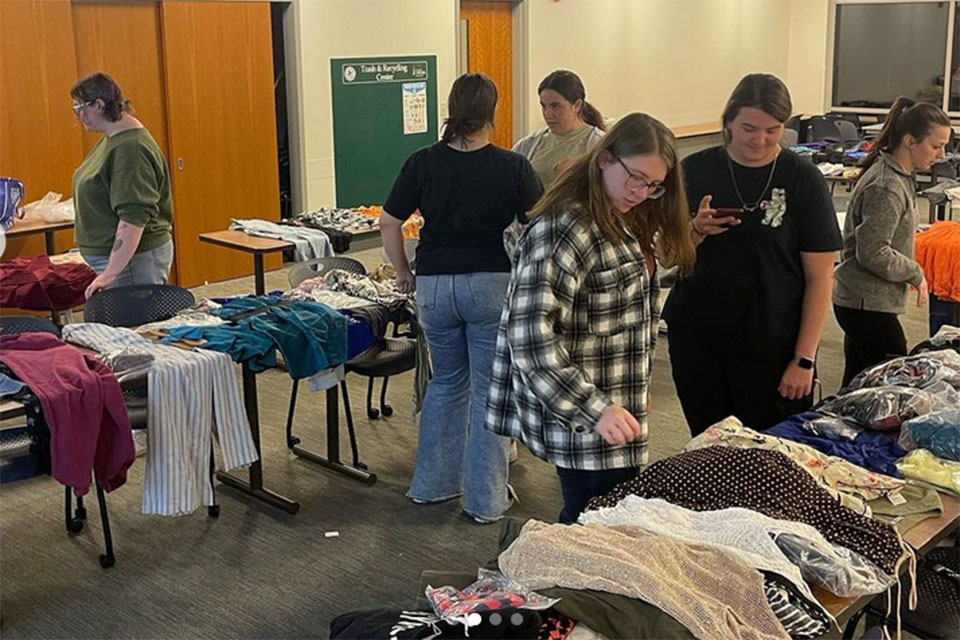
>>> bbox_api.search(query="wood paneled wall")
[161,1,281,287]
[0,0,84,257]
[0,0,280,287]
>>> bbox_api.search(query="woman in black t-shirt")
[662,73,842,435]
[380,74,543,524]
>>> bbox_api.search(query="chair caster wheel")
[381,405,393,417]
[75,506,87,520]
[208,505,220,518]
[67,520,84,534]
[99,554,115,569]
[368,409,380,420]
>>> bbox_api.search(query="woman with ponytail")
[833,98,951,385]
[380,73,542,524]
[486,113,695,523]
[514,70,606,186]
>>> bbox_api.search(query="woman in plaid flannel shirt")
[485,113,697,523]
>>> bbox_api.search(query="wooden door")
[161,1,281,288]
[460,1,513,149]
[72,1,178,282]
[0,0,83,258]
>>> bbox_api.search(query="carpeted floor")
[0,244,933,639]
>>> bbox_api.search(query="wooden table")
[816,491,960,633]
[5,218,74,255]
[198,230,293,295]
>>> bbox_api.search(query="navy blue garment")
[767,412,906,477]
[344,315,374,359]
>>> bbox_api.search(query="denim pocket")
[468,272,510,312]
[416,275,439,311]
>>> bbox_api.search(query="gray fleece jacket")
[833,153,924,314]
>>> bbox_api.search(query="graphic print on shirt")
[761,188,787,228]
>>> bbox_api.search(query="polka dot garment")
[585,446,905,574]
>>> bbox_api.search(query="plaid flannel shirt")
[485,210,659,470]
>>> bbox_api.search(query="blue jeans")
[82,240,174,287]
[556,466,640,524]
[407,272,511,521]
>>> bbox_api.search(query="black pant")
[668,325,813,437]
[555,466,640,524]
[834,305,907,388]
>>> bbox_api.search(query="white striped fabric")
[62,323,258,516]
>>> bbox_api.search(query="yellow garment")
[896,449,960,495]
[685,417,906,515]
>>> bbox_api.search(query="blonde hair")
[528,112,696,276]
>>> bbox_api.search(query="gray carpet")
[0,246,933,639]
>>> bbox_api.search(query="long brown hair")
[721,73,792,144]
[441,73,497,144]
[70,72,133,122]
[528,113,696,276]
[538,70,606,131]
[861,97,951,169]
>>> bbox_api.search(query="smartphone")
[713,207,744,220]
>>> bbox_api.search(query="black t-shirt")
[663,146,841,359]
[383,142,543,275]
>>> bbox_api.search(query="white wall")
[520,0,795,137]
[787,0,830,115]
[289,0,457,210]
[286,0,835,208]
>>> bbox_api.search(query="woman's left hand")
[778,361,814,400]
[85,272,116,299]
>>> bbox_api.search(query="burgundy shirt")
[0,333,135,495]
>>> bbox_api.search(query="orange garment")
[915,221,960,302]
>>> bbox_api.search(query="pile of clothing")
[229,218,334,262]
[0,254,95,312]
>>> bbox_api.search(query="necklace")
[725,149,779,212]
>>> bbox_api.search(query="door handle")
[177,157,184,171]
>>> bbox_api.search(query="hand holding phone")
[712,207,744,220]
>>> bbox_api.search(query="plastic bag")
[20,191,75,223]
[931,325,960,348]
[899,409,960,461]
[896,449,960,494]
[801,414,861,440]
[773,533,894,597]
[846,351,960,392]
[425,568,560,625]
[816,386,943,431]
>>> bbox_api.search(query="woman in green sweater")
[70,72,174,298]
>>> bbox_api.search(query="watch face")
[797,357,815,370]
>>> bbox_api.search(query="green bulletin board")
[331,55,438,208]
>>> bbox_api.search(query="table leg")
[216,362,301,513]
[253,253,265,296]
[44,231,56,256]
[290,384,377,485]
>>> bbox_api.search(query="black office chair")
[84,285,220,518]
[285,257,417,471]
[834,120,860,146]
[805,116,843,143]
[84,284,196,328]
[0,315,117,568]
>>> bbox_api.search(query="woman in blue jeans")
[380,73,543,523]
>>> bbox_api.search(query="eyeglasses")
[615,155,666,200]
[72,101,94,115]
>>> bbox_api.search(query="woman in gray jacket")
[833,98,952,385]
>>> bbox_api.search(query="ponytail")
[441,73,498,144]
[580,100,606,131]
[862,97,950,169]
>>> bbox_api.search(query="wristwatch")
[795,355,815,370]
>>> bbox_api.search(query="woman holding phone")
[663,73,842,435]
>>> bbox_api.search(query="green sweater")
[72,128,173,256]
